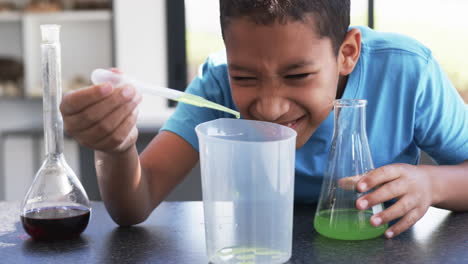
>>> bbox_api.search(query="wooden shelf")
[23,10,112,22]
[0,95,41,102]
[0,12,21,22]
[0,10,111,23]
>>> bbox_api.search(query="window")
[374,0,468,102]
[185,0,223,82]
[351,0,369,26]
[183,0,467,103]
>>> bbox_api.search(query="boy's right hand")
[60,83,142,153]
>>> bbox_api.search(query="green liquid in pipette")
[314,209,387,240]
[176,93,240,119]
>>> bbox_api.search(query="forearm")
[425,160,468,211]
[95,145,152,226]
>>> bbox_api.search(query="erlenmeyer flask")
[20,25,91,240]
[314,99,386,240]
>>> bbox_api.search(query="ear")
[338,28,361,76]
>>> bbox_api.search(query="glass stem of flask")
[42,39,64,157]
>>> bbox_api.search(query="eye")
[285,73,311,79]
[231,76,256,81]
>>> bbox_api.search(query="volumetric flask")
[314,99,386,240]
[20,25,91,241]
[196,118,297,264]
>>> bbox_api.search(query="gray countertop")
[0,201,467,264]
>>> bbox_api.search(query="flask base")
[314,209,387,240]
[21,206,90,241]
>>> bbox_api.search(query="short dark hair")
[220,0,350,54]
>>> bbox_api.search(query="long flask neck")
[42,42,64,157]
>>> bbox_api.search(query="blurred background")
[0,0,466,201]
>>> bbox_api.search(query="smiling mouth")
[281,116,305,130]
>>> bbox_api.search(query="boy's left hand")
[355,163,433,238]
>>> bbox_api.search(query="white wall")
[114,0,174,126]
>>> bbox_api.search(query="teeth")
[283,118,300,128]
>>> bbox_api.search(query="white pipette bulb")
[91,68,124,87]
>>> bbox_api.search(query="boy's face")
[224,17,343,148]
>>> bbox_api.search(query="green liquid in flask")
[314,209,387,240]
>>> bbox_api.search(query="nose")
[253,96,290,122]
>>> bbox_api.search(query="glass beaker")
[20,25,91,241]
[314,99,386,240]
[196,118,297,264]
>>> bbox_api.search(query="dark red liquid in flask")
[21,207,90,240]
[21,206,90,240]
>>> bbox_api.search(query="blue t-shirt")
[161,26,468,202]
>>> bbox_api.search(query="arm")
[61,83,198,226]
[425,160,468,211]
[95,131,198,226]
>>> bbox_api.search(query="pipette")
[91,68,240,119]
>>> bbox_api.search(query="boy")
[60,0,468,239]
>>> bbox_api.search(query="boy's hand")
[355,163,433,238]
[60,82,142,153]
